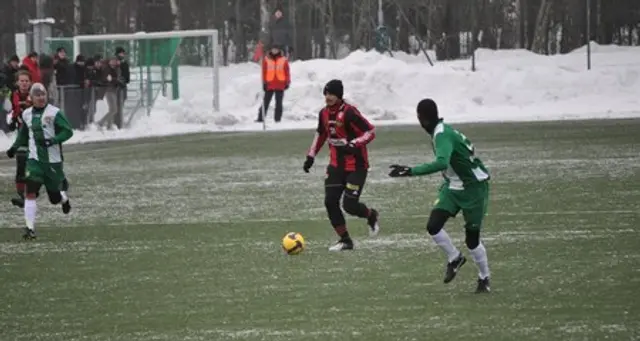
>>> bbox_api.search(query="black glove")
[303,156,314,173]
[344,141,358,154]
[263,83,268,92]
[37,139,55,147]
[8,120,17,131]
[285,83,289,90]
[6,147,16,159]
[388,164,412,177]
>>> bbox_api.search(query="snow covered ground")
[1,42,639,148]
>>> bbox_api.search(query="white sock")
[60,191,69,203]
[24,199,37,231]
[431,229,460,262]
[469,243,490,279]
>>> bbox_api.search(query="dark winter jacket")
[118,58,130,84]
[269,18,292,49]
[1,63,18,91]
[54,57,75,86]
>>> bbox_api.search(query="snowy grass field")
[1,119,639,341]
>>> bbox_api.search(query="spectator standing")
[73,55,87,87]
[115,47,130,100]
[53,47,74,86]
[20,52,41,84]
[97,57,124,129]
[83,57,100,124]
[72,55,90,127]
[256,45,290,123]
[2,55,20,91]
[269,7,293,58]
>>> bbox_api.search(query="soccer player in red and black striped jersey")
[303,79,380,251]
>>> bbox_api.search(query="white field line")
[1,227,634,255]
[0,209,636,230]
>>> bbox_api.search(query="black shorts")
[15,150,27,181]
[325,166,367,199]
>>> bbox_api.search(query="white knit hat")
[29,83,47,95]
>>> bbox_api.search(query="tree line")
[0,0,638,63]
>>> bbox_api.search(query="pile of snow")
[2,42,639,148]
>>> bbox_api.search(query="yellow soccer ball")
[282,232,305,255]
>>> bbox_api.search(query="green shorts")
[434,181,489,231]
[25,159,66,191]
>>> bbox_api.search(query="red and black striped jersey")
[307,101,375,171]
[11,90,31,128]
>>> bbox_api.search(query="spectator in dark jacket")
[73,54,87,87]
[97,57,124,129]
[54,47,74,86]
[115,46,130,100]
[269,8,293,58]
[2,55,20,91]
[115,47,130,84]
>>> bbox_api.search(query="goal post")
[64,29,219,118]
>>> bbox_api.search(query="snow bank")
[1,42,639,148]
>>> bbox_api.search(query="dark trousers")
[324,166,370,228]
[257,90,284,122]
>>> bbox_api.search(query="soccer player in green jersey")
[5,83,73,240]
[388,99,491,293]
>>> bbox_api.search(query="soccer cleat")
[62,200,71,214]
[328,239,354,251]
[443,253,467,283]
[22,227,36,240]
[367,209,380,237]
[11,197,25,208]
[475,277,491,293]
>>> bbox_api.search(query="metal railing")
[53,85,125,130]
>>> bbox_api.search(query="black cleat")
[475,277,491,293]
[62,200,71,214]
[367,209,380,236]
[22,228,36,240]
[328,239,354,251]
[444,253,467,283]
[11,197,25,208]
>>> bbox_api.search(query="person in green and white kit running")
[388,98,491,294]
[5,83,73,240]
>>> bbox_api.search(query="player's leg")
[22,160,45,239]
[430,186,466,283]
[45,163,71,214]
[325,167,353,251]
[11,150,28,208]
[460,182,491,293]
[256,90,274,122]
[274,90,284,123]
[342,169,380,236]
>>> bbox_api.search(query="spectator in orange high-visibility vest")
[256,45,290,123]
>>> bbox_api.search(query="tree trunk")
[169,0,180,30]
[531,0,552,53]
[259,0,270,44]
[73,0,81,35]
[289,0,297,60]
[234,0,246,62]
[0,0,16,59]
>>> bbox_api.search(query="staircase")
[122,68,144,126]
[122,66,169,126]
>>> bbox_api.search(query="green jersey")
[11,104,74,163]
[411,119,490,190]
